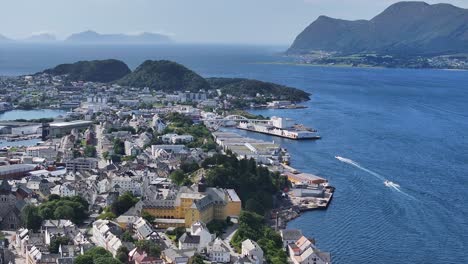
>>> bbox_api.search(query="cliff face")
[288,2,468,55]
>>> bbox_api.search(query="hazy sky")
[1,0,467,44]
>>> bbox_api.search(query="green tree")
[21,205,42,231]
[49,236,70,253]
[84,145,97,157]
[111,192,138,216]
[54,205,75,220]
[141,211,155,223]
[74,255,94,264]
[121,231,134,242]
[188,254,205,264]
[169,170,190,186]
[113,139,125,155]
[116,246,129,264]
[134,240,161,258]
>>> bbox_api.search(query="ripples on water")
[0,44,467,263]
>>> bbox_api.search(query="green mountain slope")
[117,60,210,92]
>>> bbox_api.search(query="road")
[94,124,108,169]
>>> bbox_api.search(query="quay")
[237,116,321,140]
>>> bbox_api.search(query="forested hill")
[38,59,311,102]
[207,77,310,102]
[117,60,211,92]
[40,59,131,82]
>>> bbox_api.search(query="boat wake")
[335,156,384,181]
[336,156,416,200]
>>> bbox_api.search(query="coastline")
[254,61,468,71]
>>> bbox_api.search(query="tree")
[169,170,190,186]
[141,211,155,223]
[245,198,266,216]
[121,231,134,242]
[188,254,205,264]
[54,205,75,220]
[49,236,70,253]
[111,192,138,216]
[180,162,200,174]
[21,205,42,231]
[116,246,129,264]
[134,240,161,258]
[37,196,89,224]
[113,139,125,155]
[85,145,97,157]
[74,255,94,264]
[48,194,61,201]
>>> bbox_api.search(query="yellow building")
[142,183,241,228]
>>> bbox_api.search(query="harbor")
[238,116,321,140]
[212,129,334,230]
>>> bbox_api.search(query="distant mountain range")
[65,30,172,44]
[0,30,172,44]
[24,33,57,43]
[288,1,468,56]
[0,34,12,42]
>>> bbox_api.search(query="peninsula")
[0,58,331,264]
[287,1,468,69]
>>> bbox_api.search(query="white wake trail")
[335,156,385,181]
[336,156,417,200]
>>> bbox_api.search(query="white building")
[26,146,58,160]
[241,239,263,264]
[50,183,76,197]
[207,238,230,263]
[111,176,141,195]
[161,134,194,144]
[92,220,123,257]
[133,217,155,240]
[288,236,331,264]
[65,158,98,171]
[178,221,214,252]
[280,229,303,249]
[152,115,166,133]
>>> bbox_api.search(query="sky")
[1,0,467,45]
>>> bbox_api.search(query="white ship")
[238,116,321,140]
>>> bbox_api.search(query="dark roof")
[281,229,303,241]
[0,180,12,195]
[179,233,200,244]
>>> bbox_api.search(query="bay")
[0,44,467,263]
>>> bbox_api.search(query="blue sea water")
[0,109,67,121]
[1,44,467,263]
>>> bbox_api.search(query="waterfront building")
[288,236,331,264]
[43,120,93,139]
[0,164,36,180]
[280,229,303,249]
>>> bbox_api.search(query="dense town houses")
[0,73,331,264]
